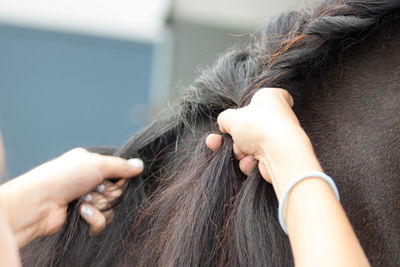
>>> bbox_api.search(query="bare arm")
[0,208,21,267]
[259,129,369,267]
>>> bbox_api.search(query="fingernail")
[246,155,256,163]
[81,204,93,217]
[83,193,93,202]
[96,183,105,193]
[128,158,144,170]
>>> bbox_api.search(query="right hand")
[206,88,320,196]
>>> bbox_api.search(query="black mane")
[22,0,400,266]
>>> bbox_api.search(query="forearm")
[259,128,369,267]
[286,178,369,267]
[0,207,21,266]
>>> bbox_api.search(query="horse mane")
[22,0,400,266]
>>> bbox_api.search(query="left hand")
[0,148,144,248]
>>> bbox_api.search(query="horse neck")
[298,26,400,265]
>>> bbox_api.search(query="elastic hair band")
[278,171,340,235]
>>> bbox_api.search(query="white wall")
[173,0,315,30]
[0,0,172,41]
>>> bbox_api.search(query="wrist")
[257,127,323,198]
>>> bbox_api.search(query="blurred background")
[0,0,309,178]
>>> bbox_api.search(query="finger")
[82,192,108,210]
[276,88,294,107]
[82,193,114,224]
[233,143,246,160]
[258,162,272,183]
[102,187,123,201]
[91,192,116,224]
[99,179,126,191]
[81,198,114,225]
[95,155,144,179]
[239,155,257,176]
[89,192,115,225]
[114,179,126,187]
[96,180,123,197]
[83,188,119,225]
[83,188,123,211]
[79,203,106,236]
[205,134,223,152]
[217,109,237,134]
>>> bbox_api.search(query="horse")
[21,0,400,266]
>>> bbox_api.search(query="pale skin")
[0,145,143,266]
[206,88,370,267]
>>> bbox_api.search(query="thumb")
[96,156,144,180]
[217,109,237,135]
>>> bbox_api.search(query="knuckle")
[253,87,284,103]
[109,189,123,200]
[92,215,106,232]
[70,147,88,155]
[94,198,109,210]
[254,88,272,98]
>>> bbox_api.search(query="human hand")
[206,88,321,197]
[0,148,144,248]
[206,87,297,178]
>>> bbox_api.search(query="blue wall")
[0,24,156,177]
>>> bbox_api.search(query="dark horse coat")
[22,0,400,266]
